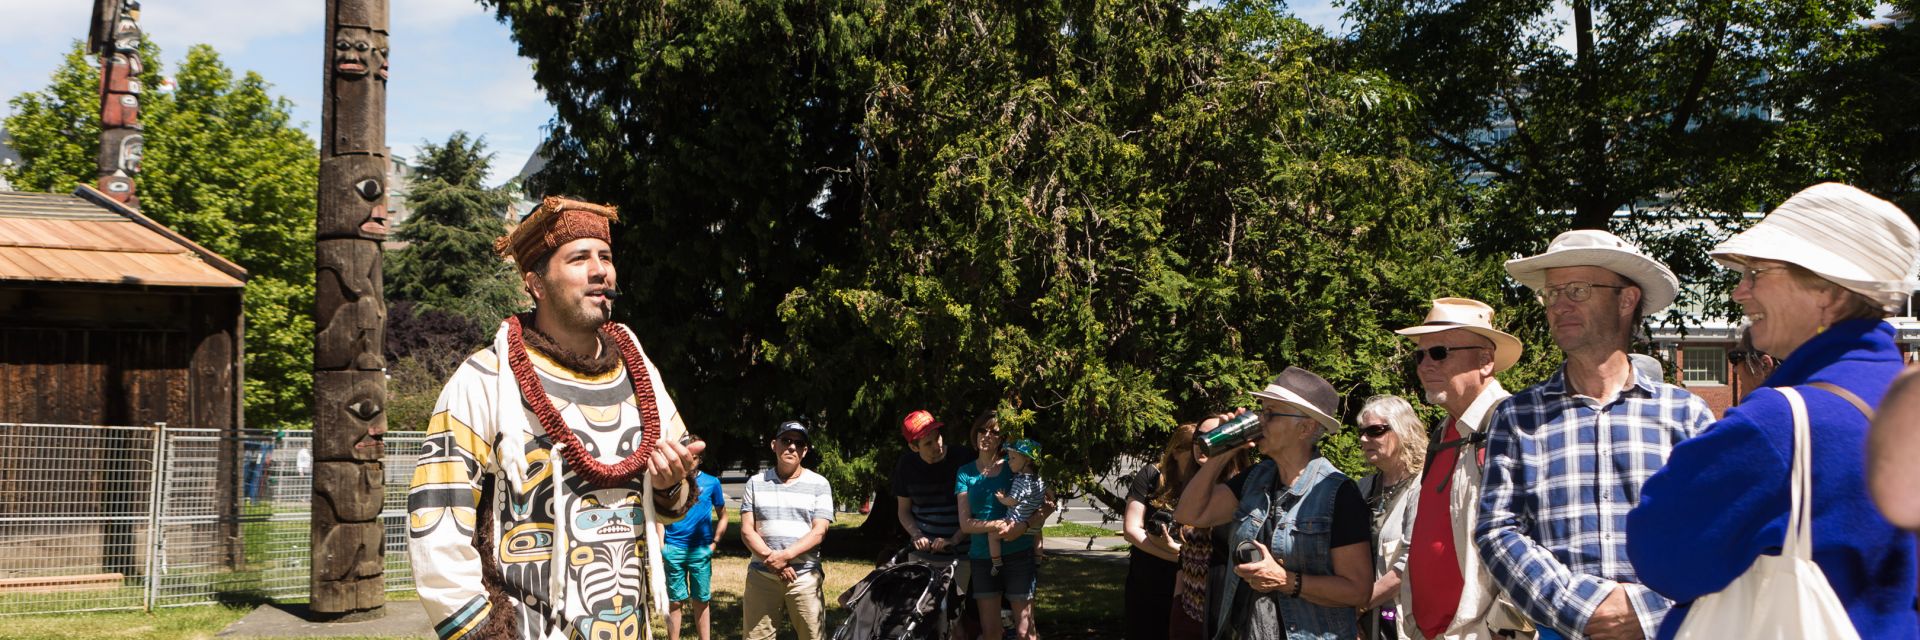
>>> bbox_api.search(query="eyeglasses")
[1738,265,1785,283]
[1358,424,1393,438]
[1537,281,1629,306]
[1413,345,1486,365]
[776,438,810,449]
[1728,350,1753,365]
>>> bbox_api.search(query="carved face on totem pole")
[314,370,387,462]
[112,2,142,55]
[314,241,387,371]
[327,25,388,157]
[317,155,390,240]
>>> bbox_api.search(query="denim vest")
[1213,458,1358,640]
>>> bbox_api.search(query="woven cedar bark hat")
[495,196,619,269]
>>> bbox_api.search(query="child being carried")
[991,439,1045,575]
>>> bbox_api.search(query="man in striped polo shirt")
[741,421,835,640]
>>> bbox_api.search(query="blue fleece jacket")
[1627,319,1919,640]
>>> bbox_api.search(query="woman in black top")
[1123,423,1195,640]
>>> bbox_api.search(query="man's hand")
[1583,586,1645,640]
[930,537,950,553]
[912,535,933,551]
[1232,543,1291,593]
[647,436,705,490]
[763,550,790,571]
[779,566,798,583]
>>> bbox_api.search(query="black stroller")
[832,549,965,640]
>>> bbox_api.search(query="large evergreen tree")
[1342,0,1896,324]
[485,0,1502,508]
[3,43,319,432]
[387,131,520,332]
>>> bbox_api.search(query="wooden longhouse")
[0,185,246,586]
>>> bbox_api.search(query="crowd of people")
[405,181,1920,640]
[1112,182,1920,640]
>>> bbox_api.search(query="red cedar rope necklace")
[504,315,660,488]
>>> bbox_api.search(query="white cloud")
[394,0,494,33]
[0,1,88,42]
[139,0,319,55]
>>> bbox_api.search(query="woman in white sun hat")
[1626,182,1920,640]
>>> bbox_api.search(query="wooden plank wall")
[0,286,245,570]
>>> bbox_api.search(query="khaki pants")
[742,568,825,640]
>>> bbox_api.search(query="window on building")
[1683,346,1727,385]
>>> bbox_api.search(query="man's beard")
[547,294,611,332]
[1424,388,1449,406]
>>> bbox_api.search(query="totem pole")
[313,0,390,619]
[87,0,143,207]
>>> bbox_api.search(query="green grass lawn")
[1042,521,1118,538]
[3,513,1130,639]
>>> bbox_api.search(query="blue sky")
[0,0,1348,186]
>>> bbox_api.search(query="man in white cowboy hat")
[1394,298,1534,640]
[1475,230,1714,640]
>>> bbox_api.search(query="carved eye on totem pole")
[119,134,144,173]
[356,178,388,238]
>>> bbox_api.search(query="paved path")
[218,603,434,638]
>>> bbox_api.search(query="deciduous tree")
[3,43,319,432]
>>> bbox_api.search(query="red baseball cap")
[901,410,942,441]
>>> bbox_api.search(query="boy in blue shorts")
[658,436,728,640]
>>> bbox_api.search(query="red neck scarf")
[503,315,661,488]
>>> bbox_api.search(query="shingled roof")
[0,186,246,288]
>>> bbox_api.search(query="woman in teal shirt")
[957,413,1040,640]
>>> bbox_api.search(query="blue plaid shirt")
[1475,366,1712,639]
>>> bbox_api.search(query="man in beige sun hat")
[1395,298,1535,640]
[1475,230,1714,640]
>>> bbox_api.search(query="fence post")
[144,421,167,612]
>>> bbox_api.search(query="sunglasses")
[1413,345,1486,365]
[1727,350,1754,365]
[1358,424,1394,438]
[776,437,810,449]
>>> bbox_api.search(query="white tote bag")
[1674,386,1860,640]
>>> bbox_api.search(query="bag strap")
[1775,387,1816,561]
[1807,381,1875,420]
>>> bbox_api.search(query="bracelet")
[653,479,685,499]
[1288,571,1303,598]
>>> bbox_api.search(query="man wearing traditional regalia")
[408,196,704,640]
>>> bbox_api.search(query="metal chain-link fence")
[0,423,423,615]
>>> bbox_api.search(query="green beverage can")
[1198,411,1263,456]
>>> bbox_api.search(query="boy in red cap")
[894,409,978,637]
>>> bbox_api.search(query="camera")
[1145,510,1177,538]
[1234,540,1264,565]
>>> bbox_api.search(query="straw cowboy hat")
[1249,366,1342,433]
[1504,229,1681,315]
[1709,182,1920,313]
[1395,297,1525,372]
